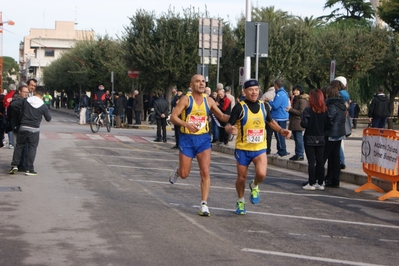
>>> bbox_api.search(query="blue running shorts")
[234,149,267,166]
[179,133,211,158]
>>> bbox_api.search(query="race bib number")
[44,98,49,102]
[246,129,264,143]
[188,115,206,130]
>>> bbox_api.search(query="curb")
[211,144,393,193]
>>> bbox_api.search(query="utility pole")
[244,0,252,81]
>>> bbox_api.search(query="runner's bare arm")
[170,95,199,133]
[208,96,230,123]
[267,119,291,139]
[225,124,238,135]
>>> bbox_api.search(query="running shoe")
[198,203,210,217]
[169,165,180,184]
[25,170,37,176]
[249,180,260,204]
[236,200,246,215]
[9,165,18,174]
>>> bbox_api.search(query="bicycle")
[147,108,156,124]
[90,107,111,133]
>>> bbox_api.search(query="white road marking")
[58,133,75,139]
[207,206,399,229]
[241,249,385,266]
[86,134,104,140]
[379,239,399,243]
[114,135,135,142]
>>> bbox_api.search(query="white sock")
[238,198,245,202]
[201,201,207,205]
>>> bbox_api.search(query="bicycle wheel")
[90,113,100,133]
[105,114,111,132]
[148,113,155,124]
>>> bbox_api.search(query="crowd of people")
[1,74,395,215]
[165,74,397,217]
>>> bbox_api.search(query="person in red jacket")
[3,84,17,148]
[217,89,231,145]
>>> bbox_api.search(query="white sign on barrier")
[361,135,399,170]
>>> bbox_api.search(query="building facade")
[19,21,94,85]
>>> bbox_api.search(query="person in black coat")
[153,91,169,142]
[301,89,332,191]
[323,86,347,188]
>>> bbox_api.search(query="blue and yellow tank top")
[236,100,267,151]
[180,93,210,135]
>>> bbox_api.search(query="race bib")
[246,129,264,143]
[188,115,206,130]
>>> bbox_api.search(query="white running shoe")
[198,203,210,217]
[302,183,316,191]
[314,183,325,191]
[169,165,179,184]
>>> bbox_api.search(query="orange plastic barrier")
[355,128,399,201]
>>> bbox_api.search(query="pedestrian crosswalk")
[40,132,150,143]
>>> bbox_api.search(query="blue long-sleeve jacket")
[269,87,289,121]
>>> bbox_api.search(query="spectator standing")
[224,86,235,111]
[126,93,134,124]
[56,95,60,109]
[171,89,183,149]
[368,86,391,129]
[26,78,37,97]
[133,90,143,125]
[8,85,29,171]
[4,84,17,148]
[9,86,52,176]
[74,92,80,112]
[287,85,309,161]
[210,90,219,143]
[352,100,360,129]
[217,89,231,145]
[301,89,332,191]
[261,85,276,154]
[79,91,89,125]
[143,93,150,121]
[153,91,169,142]
[43,91,52,109]
[113,92,124,128]
[265,79,290,157]
[323,86,347,188]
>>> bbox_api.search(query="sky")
[1,0,334,62]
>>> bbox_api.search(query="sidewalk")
[52,107,395,192]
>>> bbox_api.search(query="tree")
[122,8,200,95]
[43,36,129,97]
[322,0,375,22]
[378,0,399,31]
[1,56,18,88]
[364,30,399,128]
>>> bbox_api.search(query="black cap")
[244,79,259,89]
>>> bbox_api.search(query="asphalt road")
[0,110,398,266]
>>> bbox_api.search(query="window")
[44,49,54,57]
